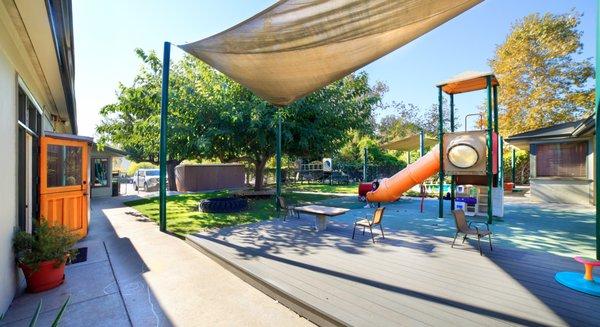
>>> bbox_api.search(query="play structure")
[555,256,600,297]
[367,72,505,223]
[295,158,350,184]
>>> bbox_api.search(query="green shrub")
[13,220,78,271]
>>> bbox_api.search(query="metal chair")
[278,196,299,221]
[451,209,493,255]
[353,207,385,243]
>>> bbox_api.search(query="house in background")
[506,114,595,205]
[0,0,77,314]
[90,144,127,198]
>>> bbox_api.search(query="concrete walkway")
[1,196,311,327]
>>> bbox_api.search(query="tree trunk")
[253,159,268,191]
[166,160,180,191]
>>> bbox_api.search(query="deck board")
[187,214,600,327]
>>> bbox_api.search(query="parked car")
[132,169,166,191]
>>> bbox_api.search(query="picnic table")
[293,205,349,231]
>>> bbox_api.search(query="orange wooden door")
[39,136,89,238]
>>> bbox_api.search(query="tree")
[491,12,594,136]
[378,98,456,143]
[97,49,202,190]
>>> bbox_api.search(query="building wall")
[0,2,68,313]
[529,139,594,205]
[0,35,19,316]
[530,178,592,205]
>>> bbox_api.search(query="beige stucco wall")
[0,34,19,316]
[531,178,592,205]
[0,1,70,313]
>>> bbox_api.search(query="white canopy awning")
[180,0,482,106]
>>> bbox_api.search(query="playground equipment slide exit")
[366,145,440,203]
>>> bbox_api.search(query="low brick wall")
[175,164,245,192]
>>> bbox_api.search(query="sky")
[73,0,597,137]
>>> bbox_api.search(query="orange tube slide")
[366,145,440,203]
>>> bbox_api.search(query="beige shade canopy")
[437,71,498,95]
[180,0,483,106]
[382,134,437,151]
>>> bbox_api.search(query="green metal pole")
[159,41,170,233]
[595,0,600,260]
[276,108,282,215]
[450,93,455,210]
[419,130,425,157]
[511,148,516,183]
[438,87,444,218]
[363,147,368,181]
[486,75,493,224]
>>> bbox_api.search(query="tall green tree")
[97,49,201,190]
[99,51,384,191]
[190,64,383,190]
[491,12,594,136]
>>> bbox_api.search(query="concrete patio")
[1,196,310,327]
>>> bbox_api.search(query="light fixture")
[447,144,479,169]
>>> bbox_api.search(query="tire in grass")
[199,197,248,213]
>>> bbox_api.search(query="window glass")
[536,142,587,177]
[146,170,159,176]
[93,158,109,187]
[47,145,82,187]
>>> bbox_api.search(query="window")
[47,144,83,187]
[145,170,159,176]
[93,158,109,187]
[536,142,587,178]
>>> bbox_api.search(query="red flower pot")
[20,260,66,293]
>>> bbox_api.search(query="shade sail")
[180,0,483,106]
[382,134,437,151]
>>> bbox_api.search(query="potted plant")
[13,220,78,293]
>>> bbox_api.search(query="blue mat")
[555,272,600,297]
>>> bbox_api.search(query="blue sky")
[73,0,597,137]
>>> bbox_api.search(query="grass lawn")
[284,182,359,194]
[124,191,352,235]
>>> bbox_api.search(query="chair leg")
[369,225,375,243]
[379,224,385,239]
[489,234,493,251]
[452,232,459,248]
[352,223,357,239]
[477,235,482,256]
[462,235,468,244]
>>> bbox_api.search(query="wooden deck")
[187,214,600,326]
